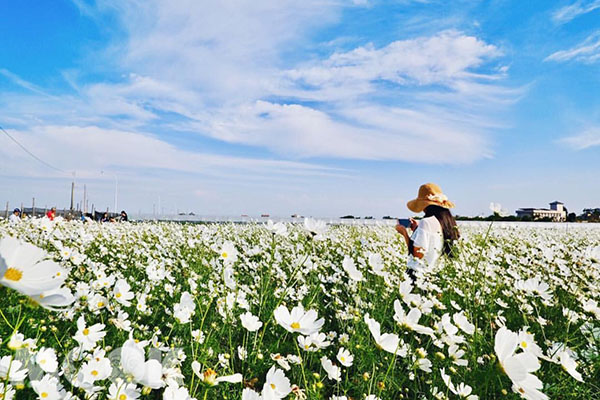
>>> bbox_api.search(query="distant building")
[516,201,566,222]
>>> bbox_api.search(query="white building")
[516,201,566,222]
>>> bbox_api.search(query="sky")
[1,0,599,218]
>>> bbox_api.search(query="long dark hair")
[424,205,460,257]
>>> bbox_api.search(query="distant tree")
[567,213,577,222]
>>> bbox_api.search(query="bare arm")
[396,223,425,259]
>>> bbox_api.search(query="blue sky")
[1,0,599,217]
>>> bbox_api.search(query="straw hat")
[407,183,455,213]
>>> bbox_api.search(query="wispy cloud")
[0,0,520,188]
[560,127,600,150]
[0,69,56,98]
[545,31,600,63]
[552,0,600,24]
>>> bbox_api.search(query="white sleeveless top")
[407,216,444,273]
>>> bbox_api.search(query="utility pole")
[32,197,35,218]
[70,181,75,211]
[4,201,8,219]
[20,202,23,219]
[83,184,87,213]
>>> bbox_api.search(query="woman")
[396,183,459,280]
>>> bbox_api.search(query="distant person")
[9,208,21,224]
[119,210,128,222]
[46,207,56,221]
[101,212,110,223]
[396,183,460,281]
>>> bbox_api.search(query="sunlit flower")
[342,255,364,281]
[0,236,69,296]
[320,356,341,381]
[113,278,135,307]
[74,316,106,351]
[364,314,406,356]
[336,347,353,367]
[494,327,547,400]
[274,304,324,335]
[191,361,242,386]
[36,347,58,373]
[240,311,263,332]
[262,366,292,400]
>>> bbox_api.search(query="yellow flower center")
[83,328,90,336]
[41,393,48,398]
[340,356,345,362]
[91,370,98,376]
[40,359,46,364]
[291,322,300,329]
[203,368,217,385]
[116,293,122,298]
[222,252,228,258]
[3,268,23,281]
[521,341,527,348]
[119,395,127,400]
[98,302,105,307]
[271,384,276,390]
[56,272,61,277]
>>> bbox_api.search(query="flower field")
[1,218,599,400]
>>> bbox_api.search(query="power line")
[0,124,67,174]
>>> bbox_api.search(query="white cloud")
[0,0,519,193]
[545,31,600,63]
[0,125,341,179]
[284,30,501,90]
[560,127,600,150]
[552,0,600,24]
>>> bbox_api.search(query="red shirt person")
[46,207,56,220]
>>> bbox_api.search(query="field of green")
[0,218,599,399]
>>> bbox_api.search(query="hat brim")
[407,199,455,213]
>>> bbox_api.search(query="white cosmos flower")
[441,368,479,399]
[448,344,468,367]
[108,381,140,400]
[274,304,324,335]
[547,343,584,382]
[270,354,290,371]
[582,299,600,319]
[320,356,341,381]
[173,291,196,323]
[88,293,108,312]
[36,347,58,373]
[453,312,475,335]
[342,256,364,281]
[32,287,75,310]
[303,218,328,237]
[494,327,547,400]
[515,277,552,301]
[0,236,69,296]
[224,266,236,289]
[79,356,113,385]
[74,316,106,351]
[113,278,135,306]
[242,388,262,400]
[262,366,292,400]
[240,311,263,332]
[31,374,62,400]
[297,332,331,352]
[393,300,434,336]
[191,361,243,386]
[364,314,407,356]
[219,241,238,264]
[336,347,353,367]
[0,356,28,382]
[163,384,192,400]
[266,220,288,236]
[121,339,165,389]
[368,252,385,275]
